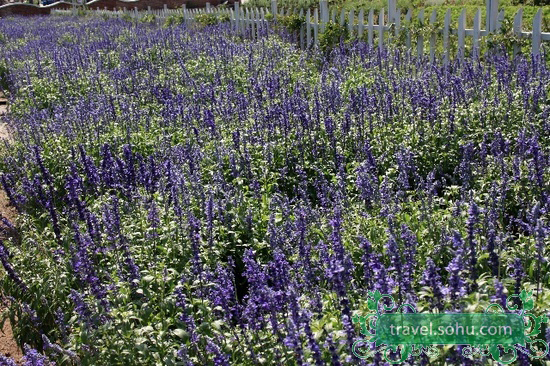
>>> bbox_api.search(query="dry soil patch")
[0,94,24,364]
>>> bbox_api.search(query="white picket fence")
[53,0,550,59]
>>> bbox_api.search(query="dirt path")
[0,94,24,364]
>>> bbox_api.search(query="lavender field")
[0,15,548,365]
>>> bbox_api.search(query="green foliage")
[195,13,221,27]
[140,14,156,24]
[77,8,88,17]
[276,13,305,32]
[218,13,230,23]
[163,14,185,27]
[244,0,338,9]
[0,60,9,92]
[319,21,348,52]
[121,12,134,23]
[485,15,529,56]
[394,16,443,47]
[191,13,231,28]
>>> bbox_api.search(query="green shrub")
[195,13,219,27]
[140,14,156,24]
[193,13,231,27]
[319,21,348,52]
[76,8,88,17]
[121,13,134,23]
[164,14,185,27]
[0,61,9,92]
[218,13,230,23]
[276,13,305,33]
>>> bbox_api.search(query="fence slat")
[348,9,354,37]
[300,9,305,49]
[405,8,412,48]
[496,9,504,31]
[368,9,374,47]
[234,2,239,34]
[379,8,384,50]
[339,8,345,26]
[256,8,261,40]
[532,9,542,56]
[429,9,437,62]
[513,8,523,56]
[457,9,466,60]
[260,8,265,35]
[395,8,401,37]
[443,9,450,64]
[320,0,329,30]
[485,0,491,33]
[358,9,364,39]
[240,5,245,35]
[473,9,481,56]
[314,8,319,47]
[307,8,312,47]
[417,9,424,58]
[490,0,498,32]
[246,8,250,36]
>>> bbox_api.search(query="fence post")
[206,2,210,11]
[532,9,542,56]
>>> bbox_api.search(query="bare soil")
[0,93,24,364]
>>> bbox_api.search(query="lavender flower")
[466,202,479,287]
[0,241,29,293]
[22,344,50,366]
[445,232,467,302]
[0,355,17,366]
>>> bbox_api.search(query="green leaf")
[172,329,188,340]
